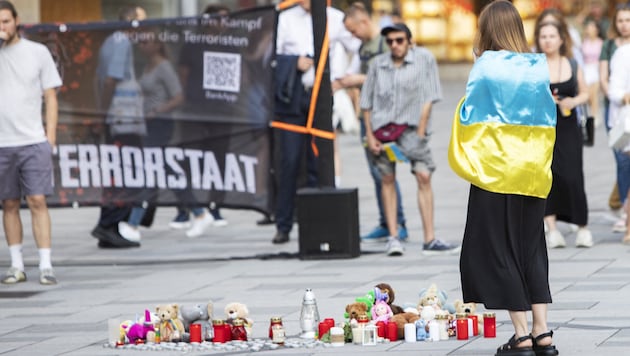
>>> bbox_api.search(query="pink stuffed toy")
[371,300,393,322]
[126,310,155,343]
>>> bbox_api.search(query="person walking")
[0,0,61,285]
[360,22,459,256]
[600,4,630,233]
[608,41,630,244]
[535,19,592,248]
[342,2,408,243]
[449,1,558,355]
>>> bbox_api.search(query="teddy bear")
[180,300,213,342]
[354,290,376,315]
[453,299,482,335]
[224,302,253,337]
[389,308,420,339]
[146,304,185,343]
[345,301,369,321]
[418,283,455,314]
[371,300,393,323]
[374,282,404,314]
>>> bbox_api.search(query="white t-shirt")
[0,38,62,147]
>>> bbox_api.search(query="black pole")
[311,0,335,188]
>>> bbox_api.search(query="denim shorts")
[0,142,53,200]
[369,127,436,176]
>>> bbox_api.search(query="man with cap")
[360,23,460,256]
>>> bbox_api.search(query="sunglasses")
[385,37,406,46]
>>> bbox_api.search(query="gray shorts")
[369,128,436,176]
[0,142,54,200]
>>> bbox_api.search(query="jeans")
[605,104,630,204]
[360,120,406,227]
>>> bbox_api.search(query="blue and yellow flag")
[448,50,557,199]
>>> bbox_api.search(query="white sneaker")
[213,218,228,227]
[118,221,141,242]
[385,237,404,256]
[546,229,566,248]
[185,213,214,238]
[575,228,593,248]
[612,217,627,233]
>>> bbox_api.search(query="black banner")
[22,6,276,214]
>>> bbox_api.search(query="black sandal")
[495,334,535,356]
[532,330,559,356]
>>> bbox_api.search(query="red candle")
[318,321,331,339]
[386,321,398,341]
[189,324,202,343]
[376,321,386,338]
[470,314,479,336]
[223,323,232,341]
[483,313,496,338]
[456,314,469,340]
[212,320,226,343]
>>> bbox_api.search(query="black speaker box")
[296,187,360,260]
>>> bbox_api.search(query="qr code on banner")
[203,51,241,93]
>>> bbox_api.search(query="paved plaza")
[1,75,629,356]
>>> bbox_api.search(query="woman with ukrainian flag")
[449,1,559,355]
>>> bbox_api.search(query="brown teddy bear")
[146,304,185,342]
[389,310,420,339]
[345,301,368,320]
[374,282,404,314]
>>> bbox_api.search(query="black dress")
[460,185,552,311]
[545,75,588,225]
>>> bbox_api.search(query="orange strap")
[276,0,302,11]
[272,0,334,156]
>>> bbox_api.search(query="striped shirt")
[360,47,442,131]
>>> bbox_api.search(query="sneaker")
[362,225,407,242]
[91,225,140,248]
[612,218,627,233]
[422,239,461,256]
[118,221,141,242]
[213,218,228,227]
[361,225,389,242]
[169,210,191,229]
[386,237,404,256]
[546,229,566,248]
[39,268,57,285]
[575,228,593,248]
[185,213,214,238]
[1,267,26,284]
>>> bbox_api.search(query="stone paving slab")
[1,79,630,355]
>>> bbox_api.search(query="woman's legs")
[508,310,533,347]
[531,303,552,346]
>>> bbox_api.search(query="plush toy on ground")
[345,301,369,321]
[147,304,185,342]
[453,299,482,335]
[389,308,420,339]
[418,283,455,314]
[371,300,394,322]
[180,300,213,342]
[126,309,157,344]
[374,282,404,314]
[224,302,253,337]
[415,305,436,341]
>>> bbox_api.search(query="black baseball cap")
[380,23,412,39]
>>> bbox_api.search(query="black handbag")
[577,104,594,147]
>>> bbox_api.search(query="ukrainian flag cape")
[448,50,557,199]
